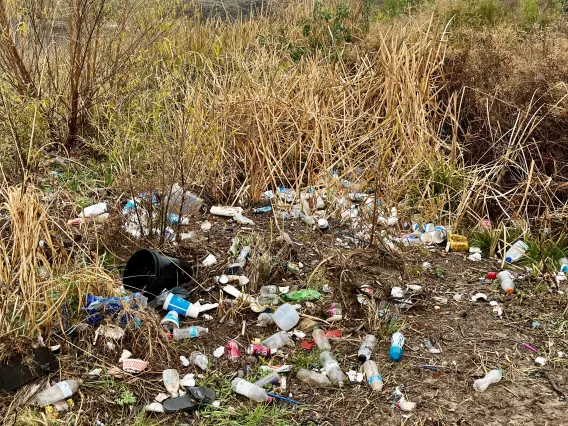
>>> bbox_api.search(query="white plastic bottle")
[362,360,383,391]
[559,258,568,274]
[496,271,515,294]
[35,380,82,406]
[358,335,376,363]
[504,240,528,263]
[173,326,209,341]
[473,369,503,392]
[231,378,272,402]
[296,369,331,387]
[389,332,404,362]
[189,351,208,371]
[261,331,289,349]
[319,351,344,387]
[79,203,108,218]
[312,327,331,351]
[257,313,274,326]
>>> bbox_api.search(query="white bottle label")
[57,382,73,399]
[391,332,404,348]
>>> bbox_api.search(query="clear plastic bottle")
[189,351,208,371]
[173,326,209,341]
[504,240,528,263]
[473,369,503,392]
[231,378,272,402]
[319,351,344,387]
[257,313,274,326]
[163,369,180,396]
[261,331,289,349]
[358,335,376,363]
[296,369,331,387]
[312,327,331,351]
[35,380,82,406]
[496,271,515,294]
[389,332,404,362]
[362,360,383,391]
[253,371,280,387]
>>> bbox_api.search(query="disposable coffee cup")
[160,310,180,329]
[163,293,200,318]
[420,232,434,244]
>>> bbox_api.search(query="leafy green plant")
[289,1,353,61]
[114,387,137,406]
[432,266,446,278]
[381,0,422,18]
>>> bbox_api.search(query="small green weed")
[201,402,299,426]
[114,387,137,406]
[431,266,446,278]
[292,347,321,370]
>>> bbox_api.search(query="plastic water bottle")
[257,313,274,326]
[319,351,344,387]
[189,351,208,370]
[362,360,383,391]
[389,332,404,362]
[35,380,82,406]
[357,335,376,362]
[261,331,288,350]
[496,271,515,294]
[173,326,209,341]
[231,378,272,402]
[504,240,528,263]
[253,206,272,213]
[296,369,331,387]
[253,371,280,387]
[312,327,331,351]
[473,369,503,392]
[559,258,568,274]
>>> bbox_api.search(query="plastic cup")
[163,293,200,318]
[423,223,435,233]
[420,232,434,244]
[432,226,447,244]
[160,311,180,329]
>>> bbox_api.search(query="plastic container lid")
[389,346,403,362]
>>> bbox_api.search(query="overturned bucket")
[122,249,193,300]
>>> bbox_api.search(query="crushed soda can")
[247,344,272,357]
[225,340,240,360]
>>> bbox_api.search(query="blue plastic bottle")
[389,332,405,362]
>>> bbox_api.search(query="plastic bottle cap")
[505,256,512,263]
[389,346,403,362]
[487,272,497,280]
[357,354,367,363]
[506,288,514,295]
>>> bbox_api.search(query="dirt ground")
[2,208,568,426]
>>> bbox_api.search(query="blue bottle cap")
[389,346,403,362]
[505,256,512,263]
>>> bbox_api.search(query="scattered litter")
[88,368,102,378]
[406,285,422,292]
[163,369,180,397]
[469,247,482,254]
[93,324,125,344]
[473,369,503,392]
[155,393,169,403]
[391,287,404,299]
[523,343,537,353]
[471,293,488,302]
[210,206,243,217]
[433,296,448,305]
[122,359,148,374]
[347,370,364,383]
[145,402,165,413]
[424,340,441,354]
[182,374,196,387]
[201,221,212,232]
[535,357,547,366]
[180,356,190,367]
[453,294,463,301]
[202,254,217,266]
[531,321,541,328]
[467,253,482,262]
[119,350,132,363]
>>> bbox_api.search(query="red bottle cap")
[487,272,497,280]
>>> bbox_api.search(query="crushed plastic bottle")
[313,327,331,351]
[358,335,376,363]
[172,326,209,341]
[35,380,82,406]
[253,371,280,387]
[296,369,331,387]
[319,351,344,387]
[253,206,272,214]
[189,351,208,371]
[362,360,383,391]
[257,313,274,327]
[231,378,272,402]
[496,271,515,294]
[504,240,528,263]
[163,369,180,397]
[261,331,289,350]
[473,369,503,392]
[389,332,404,362]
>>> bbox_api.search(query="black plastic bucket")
[122,249,193,300]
